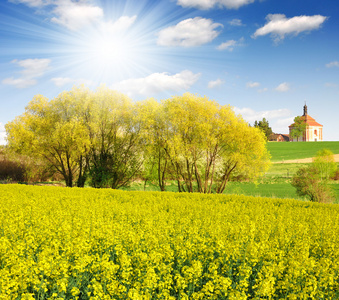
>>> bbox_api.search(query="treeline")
[0,147,62,183]
[5,86,270,192]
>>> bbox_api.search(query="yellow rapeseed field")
[0,184,338,299]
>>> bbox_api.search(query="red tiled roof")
[289,114,323,127]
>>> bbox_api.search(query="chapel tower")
[289,104,323,141]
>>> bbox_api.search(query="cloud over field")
[112,70,201,97]
[253,14,327,42]
[234,107,293,134]
[157,17,222,47]
[2,58,51,89]
[326,61,339,68]
[177,0,256,10]
[275,82,290,92]
[51,77,93,87]
[208,78,224,88]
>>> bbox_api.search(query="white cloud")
[112,70,201,97]
[234,107,293,133]
[51,0,104,31]
[233,107,291,123]
[253,14,327,42]
[208,78,224,89]
[100,16,137,35]
[258,88,268,93]
[229,18,243,26]
[51,77,93,87]
[217,40,236,51]
[157,17,222,47]
[2,58,50,89]
[0,122,6,145]
[8,0,49,7]
[246,81,260,88]
[177,0,255,10]
[51,77,73,87]
[13,58,51,78]
[275,117,294,127]
[275,82,290,92]
[274,117,295,133]
[326,61,339,68]
[10,0,136,33]
[246,81,269,93]
[2,77,37,89]
[217,37,243,51]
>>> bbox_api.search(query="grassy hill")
[267,141,339,162]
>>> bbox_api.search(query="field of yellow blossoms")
[0,184,338,300]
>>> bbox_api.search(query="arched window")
[314,129,317,136]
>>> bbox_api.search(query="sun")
[61,14,166,84]
[70,27,147,83]
[87,35,131,68]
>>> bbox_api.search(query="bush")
[331,169,339,181]
[0,148,58,183]
[291,166,334,203]
[0,159,26,182]
[312,149,337,180]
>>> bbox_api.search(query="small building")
[269,133,289,142]
[289,104,323,142]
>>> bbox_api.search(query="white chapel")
[289,104,323,142]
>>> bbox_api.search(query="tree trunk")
[65,152,73,187]
[76,155,88,187]
[194,160,203,193]
[158,150,167,191]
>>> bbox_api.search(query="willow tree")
[145,93,270,193]
[5,87,92,187]
[137,98,169,191]
[6,85,145,188]
[87,86,144,189]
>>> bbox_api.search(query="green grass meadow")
[123,142,339,202]
[267,141,339,161]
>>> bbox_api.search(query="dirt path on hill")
[273,154,339,164]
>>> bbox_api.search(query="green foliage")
[5,88,270,191]
[290,116,307,141]
[5,89,91,187]
[312,149,337,180]
[290,149,337,203]
[253,118,273,140]
[87,86,144,189]
[140,93,271,193]
[5,86,143,189]
[291,165,335,203]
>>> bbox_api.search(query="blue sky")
[1,0,339,144]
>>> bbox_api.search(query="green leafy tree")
[137,98,168,191]
[290,116,306,142]
[291,166,334,203]
[142,93,271,193]
[5,89,91,187]
[254,118,273,140]
[87,86,144,189]
[292,148,337,203]
[312,149,337,180]
[5,85,144,189]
